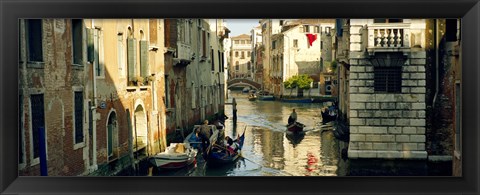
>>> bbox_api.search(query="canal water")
[151,91,350,176]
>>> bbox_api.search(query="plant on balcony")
[135,76,145,86]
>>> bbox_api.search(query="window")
[26,19,43,62]
[374,19,403,23]
[19,95,24,164]
[293,39,298,48]
[446,19,458,42]
[247,52,251,58]
[235,40,240,44]
[235,51,239,57]
[72,19,83,65]
[202,30,207,57]
[280,20,284,25]
[247,62,251,70]
[304,25,310,33]
[165,75,170,108]
[218,50,222,72]
[94,28,105,77]
[30,94,45,159]
[127,35,137,85]
[241,51,245,59]
[325,27,331,35]
[374,67,402,93]
[192,83,196,109]
[221,52,225,72]
[235,63,239,71]
[211,49,215,71]
[455,82,461,155]
[314,26,320,33]
[241,40,246,44]
[117,33,125,77]
[272,41,276,49]
[74,91,84,144]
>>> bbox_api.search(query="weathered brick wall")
[347,21,427,160]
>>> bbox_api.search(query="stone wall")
[348,51,428,159]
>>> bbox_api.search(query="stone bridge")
[227,78,261,90]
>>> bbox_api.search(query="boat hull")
[286,122,305,132]
[282,98,313,103]
[150,149,197,169]
[258,95,274,101]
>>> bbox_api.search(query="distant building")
[230,34,253,79]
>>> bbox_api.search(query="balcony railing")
[173,42,192,66]
[367,24,411,53]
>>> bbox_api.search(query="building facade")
[18,19,168,176]
[229,34,253,79]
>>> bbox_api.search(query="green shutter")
[140,40,149,78]
[87,28,94,62]
[127,38,137,82]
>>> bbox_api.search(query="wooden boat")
[286,122,306,132]
[242,87,250,93]
[258,95,274,101]
[207,131,246,165]
[281,98,313,103]
[248,94,257,101]
[149,143,197,169]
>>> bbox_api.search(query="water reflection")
[151,91,348,176]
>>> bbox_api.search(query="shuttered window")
[140,40,149,79]
[374,67,402,93]
[74,91,84,144]
[127,38,137,84]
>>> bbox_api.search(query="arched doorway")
[107,111,118,160]
[134,105,147,156]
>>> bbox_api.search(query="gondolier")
[288,109,297,125]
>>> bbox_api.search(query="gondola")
[285,131,305,146]
[286,121,306,132]
[206,131,246,165]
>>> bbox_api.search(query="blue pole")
[39,127,48,176]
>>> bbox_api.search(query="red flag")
[306,34,317,47]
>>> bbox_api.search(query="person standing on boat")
[288,109,297,125]
[199,120,211,157]
[232,98,237,121]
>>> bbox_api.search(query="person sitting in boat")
[224,136,239,155]
[188,127,202,150]
[288,109,297,125]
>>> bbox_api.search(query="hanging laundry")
[306,34,318,47]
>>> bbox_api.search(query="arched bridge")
[227,78,261,90]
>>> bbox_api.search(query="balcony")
[173,42,193,67]
[367,24,411,55]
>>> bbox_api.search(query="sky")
[225,19,261,37]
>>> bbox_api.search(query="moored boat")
[281,98,313,103]
[248,94,257,101]
[286,122,306,132]
[149,143,197,169]
[258,95,274,101]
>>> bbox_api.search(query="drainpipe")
[432,19,439,109]
[91,19,98,171]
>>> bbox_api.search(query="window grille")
[374,67,402,93]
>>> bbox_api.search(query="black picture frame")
[1,0,479,194]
